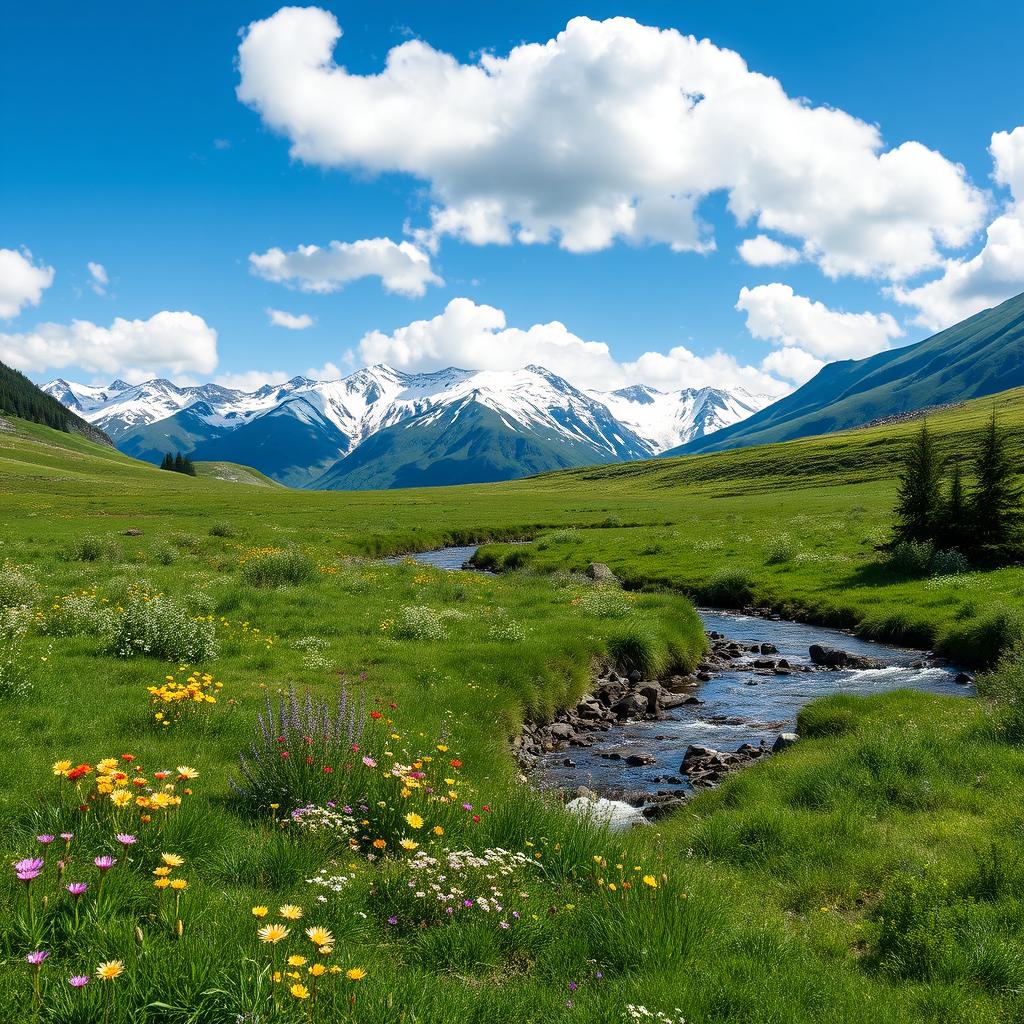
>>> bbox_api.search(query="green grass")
[1,394,1023,1022]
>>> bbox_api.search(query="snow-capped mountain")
[43,366,769,488]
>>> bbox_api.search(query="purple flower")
[94,856,116,871]
[387,916,398,925]
[26,951,49,965]
[37,835,55,845]
[499,920,510,929]
[512,911,520,920]
[66,882,88,896]
[17,868,42,882]
[15,858,44,874]
[445,906,454,915]
[594,970,603,979]
[60,832,74,842]
[463,899,473,908]
[568,981,578,992]
[362,756,377,768]
[115,833,137,846]
[462,803,473,812]
[68,975,89,988]
[342,806,352,814]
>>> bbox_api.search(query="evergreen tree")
[893,419,944,544]
[183,456,196,476]
[160,453,173,471]
[970,409,1023,556]
[941,456,968,551]
[174,452,184,473]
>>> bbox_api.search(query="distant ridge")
[677,290,1024,455]
[0,360,112,446]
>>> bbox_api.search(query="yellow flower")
[251,906,269,918]
[346,967,367,981]
[52,759,72,776]
[161,853,184,867]
[287,955,307,967]
[153,878,171,890]
[432,825,444,836]
[400,839,418,851]
[153,866,171,877]
[404,812,424,830]
[309,963,326,977]
[170,878,188,890]
[176,765,199,780]
[372,838,386,850]
[318,946,333,955]
[97,758,119,775]
[279,904,303,920]
[96,960,124,981]
[306,926,334,947]
[110,790,133,808]
[642,875,658,889]
[436,744,449,752]
[290,984,310,1000]
[258,924,290,944]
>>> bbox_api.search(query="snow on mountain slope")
[43,364,767,482]
[591,383,771,452]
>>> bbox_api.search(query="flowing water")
[386,546,973,795]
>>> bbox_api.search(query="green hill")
[679,289,1024,455]
[0,360,112,446]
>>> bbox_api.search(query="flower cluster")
[52,754,199,824]
[625,1006,687,1023]
[147,668,223,726]
[593,855,665,896]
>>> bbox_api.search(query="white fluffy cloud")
[736,283,904,382]
[267,308,315,329]
[738,235,801,267]
[0,248,54,319]
[87,261,109,295]
[893,126,1024,330]
[359,296,789,397]
[249,237,441,297]
[237,9,984,278]
[0,311,218,378]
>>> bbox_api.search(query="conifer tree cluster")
[159,452,197,476]
[894,411,1022,563]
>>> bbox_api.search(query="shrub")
[394,605,447,642]
[209,520,238,538]
[765,533,798,565]
[67,534,122,562]
[937,602,1024,667]
[701,567,753,607]
[240,547,315,587]
[978,643,1024,742]
[150,540,178,565]
[0,563,40,608]
[930,548,971,576]
[0,606,33,698]
[888,540,933,577]
[107,595,219,661]
[44,592,116,640]
[168,530,203,552]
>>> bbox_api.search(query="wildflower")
[68,975,89,988]
[153,878,171,889]
[306,926,334,947]
[52,760,72,776]
[259,924,290,944]
[400,839,419,851]
[372,839,386,850]
[404,812,424,830]
[110,791,133,808]
[309,963,326,977]
[387,916,398,926]
[37,834,55,845]
[160,853,184,867]
[432,825,444,836]
[15,857,44,882]
[370,711,382,719]
[642,875,658,889]
[66,882,88,896]
[176,766,199,780]
[170,878,187,890]
[287,955,307,967]
[290,984,310,1000]
[60,832,74,842]
[346,967,367,981]
[361,756,377,768]
[116,833,137,846]
[26,951,49,965]
[436,744,449,752]
[66,764,91,780]
[251,905,269,918]
[96,961,124,981]
[450,759,462,768]
[94,856,116,871]
[279,904,303,920]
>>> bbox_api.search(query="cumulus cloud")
[267,308,315,329]
[738,234,801,267]
[0,248,55,319]
[87,261,109,295]
[249,237,441,297]
[359,296,789,397]
[0,311,218,378]
[736,283,904,382]
[237,9,984,278]
[892,126,1024,330]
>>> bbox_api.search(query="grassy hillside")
[192,460,282,487]
[1,404,1024,1022]
[681,289,1024,454]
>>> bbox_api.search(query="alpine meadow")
[4,3,1024,1023]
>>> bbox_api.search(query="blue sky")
[2,1,1023,396]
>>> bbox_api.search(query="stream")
[385,546,973,797]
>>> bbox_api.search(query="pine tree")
[893,420,944,544]
[970,409,1023,556]
[183,456,196,477]
[942,456,968,551]
[160,453,173,471]
[174,452,184,473]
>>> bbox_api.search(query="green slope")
[0,360,112,446]
[192,460,283,487]
[312,401,629,490]
[679,289,1024,455]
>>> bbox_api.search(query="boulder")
[955,672,973,685]
[772,732,799,752]
[585,562,618,583]
[809,644,848,668]
[565,796,646,831]
[611,693,647,719]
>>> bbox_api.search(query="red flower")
[482,805,491,813]
[66,764,91,781]
[322,766,333,774]
[370,711,383,720]
[280,751,289,759]
[449,759,462,768]
[121,753,136,762]
[472,815,481,824]
[306,756,314,765]
[276,737,285,743]
[351,743,359,752]
[389,702,397,710]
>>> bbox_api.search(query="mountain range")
[679,290,1024,455]
[44,365,767,489]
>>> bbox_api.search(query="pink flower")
[66,882,88,896]
[68,975,89,988]
[362,756,377,768]
[36,835,55,845]
[60,832,74,842]
[26,951,49,965]
[115,834,137,846]
[93,856,116,871]
[17,868,41,882]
